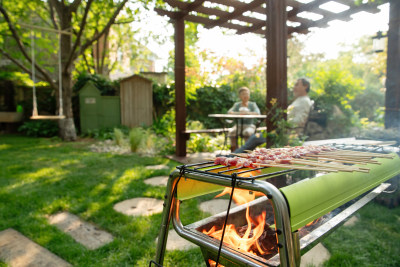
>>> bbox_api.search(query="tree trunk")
[58,5,77,141]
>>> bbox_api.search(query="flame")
[305,217,321,227]
[208,259,224,267]
[214,187,264,205]
[203,210,267,255]
[202,187,269,256]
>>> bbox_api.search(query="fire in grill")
[154,143,400,267]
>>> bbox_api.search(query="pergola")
[156,0,400,157]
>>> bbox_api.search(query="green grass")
[323,202,400,267]
[0,135,204,266]
[0,135,399,266]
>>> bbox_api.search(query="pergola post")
[174,16,187,157]
[385,0,400,129]
[266,0,288,147]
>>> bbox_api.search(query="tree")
[0,0,148,140]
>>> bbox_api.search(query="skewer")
[319,150,394,158]
[255,163,338,172]
[301,156,369,166]
[291,159,370,173]
[304,154,381,164]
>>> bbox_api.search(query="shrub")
[113,128,126,146]
[82,126,129,140]
[18,120,59,137]
[129,127,145,152]
[72,72,119,96]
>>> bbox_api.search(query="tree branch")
[0,48,47,83]
[27,4,53,28]
[114,18,136,24]
[70,0,82,13]
[48,0,59,29]
[49,0,63,20]
[82,52,95,74]
[73,0,128,64]
[0,5,57,89]
[63,0,94,72]
[100,28,110,74]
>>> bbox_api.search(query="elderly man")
[233,78,313,153]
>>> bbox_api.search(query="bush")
[18,120,59,137]
[309,63,364,137]
[72,72,119,96]
[129,127,145,152]
[82,126,130,140]
[113,128,126,146]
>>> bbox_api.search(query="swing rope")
[30,29,65,120]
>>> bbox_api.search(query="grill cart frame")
[154,145,400,266]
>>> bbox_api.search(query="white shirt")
[287,95,312,128]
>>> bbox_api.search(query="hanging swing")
[30,29,65,120]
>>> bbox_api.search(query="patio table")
[208,114,267,148]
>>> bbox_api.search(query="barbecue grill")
[154,143,400,267]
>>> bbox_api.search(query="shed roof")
[156,0,388,36]
[120,74,152,84]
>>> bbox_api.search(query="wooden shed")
[120,74,153,127]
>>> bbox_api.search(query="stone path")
[47,212,114,250]
[199,199,237,216]
[113,198,164,216]
[145,165,170,171]
[144,176,169,187]
[343,215,359,227]
[0,228,71,267]
[300,243,331,267]
[156,229,197,251]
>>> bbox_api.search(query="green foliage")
[129,127,145,153]
[18,120,59,137]
[309,63,365,137]
[83,126,130,140]
[187,84,236,128]
[265,100,302,147]
[152,83,175,118]
[113,128,125,146]
[152,109,176,137]
[72,72,119,96]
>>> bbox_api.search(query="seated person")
[233,78,312,153]
[228,87,261,151]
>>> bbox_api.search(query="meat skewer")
[213,144,394,173]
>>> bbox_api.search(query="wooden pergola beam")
[266,0,288,148]
[174,16,186,157]
[205,0,265,29]
[155,0,392,157]
[385,0,400,129]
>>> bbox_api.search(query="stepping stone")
[343,215,359,227]
[48,212,114,250]
[199,199,237,216]
[145,164,169,170]
[0,228,71,267]
[144,176,169,187]
[156,229,197,251]
[300,243,331,267]
[113,198,164,216]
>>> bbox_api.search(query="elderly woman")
[228,87,260,151]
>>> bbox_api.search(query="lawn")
[0,135,399,267]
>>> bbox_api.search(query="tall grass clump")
[129,127,145,152]
[113,128,126,146]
